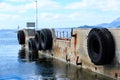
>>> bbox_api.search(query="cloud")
[0,0,120,29]
[0,13,21,29]
[95,0,120,11]
[64,0,120,11]
[39,12,79,22]
[37,12,93,27]
[0,13,36,29]
[0,0,62,29]
[65,0,87,9]
[0,14,20,21]
[37,0,61,10]
[0,2,35,13]
[5,0,32,3]
[37,11,120,28]
[0,0,61,13]
[39,12,95,21]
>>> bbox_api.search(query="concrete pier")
[18,28,120,79]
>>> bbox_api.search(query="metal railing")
[55,28,71,39]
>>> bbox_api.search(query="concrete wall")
[21,28,120,79]
[51,28,120,79]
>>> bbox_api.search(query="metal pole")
[18,25,19,31]
[57,31,58,37]
[67,31,68,38]
[63,31,64,38]
[35,0,38,30]
[60,32,61,38]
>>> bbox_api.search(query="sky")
[0,0,120,29]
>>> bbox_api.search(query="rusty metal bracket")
[66,55,70,63]
[76,56,82,65]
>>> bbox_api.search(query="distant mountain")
[79,17,120,28]
[79,25,103,28]
[97,23,109,27]
[106,17,120,28]
[97,17,120,28]
[79,25,95,28]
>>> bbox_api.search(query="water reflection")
[34,54,114,80]
[17,49,114,80]
[36,60,55,80]
[0,50,114,80]
[18,48,39,62]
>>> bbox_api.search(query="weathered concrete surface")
[50,28,120,79]
[52,39,71,62]
[22,28,120,79]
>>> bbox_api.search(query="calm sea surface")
[0,29,114,80]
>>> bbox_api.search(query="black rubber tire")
[17,30,25,45]
[40,29,53,50]
[35,30,42,50]
[18,49,25,59]
[28,38,38,61]
[87,28,115,65]
[43,29,53,50]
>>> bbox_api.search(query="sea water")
[0,29,114,80]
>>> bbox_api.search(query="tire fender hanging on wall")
[28,38,38,61]
[17,30,25,45]
[39,29,53,50]
[87,28,115,65]
[35,30,42,50]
